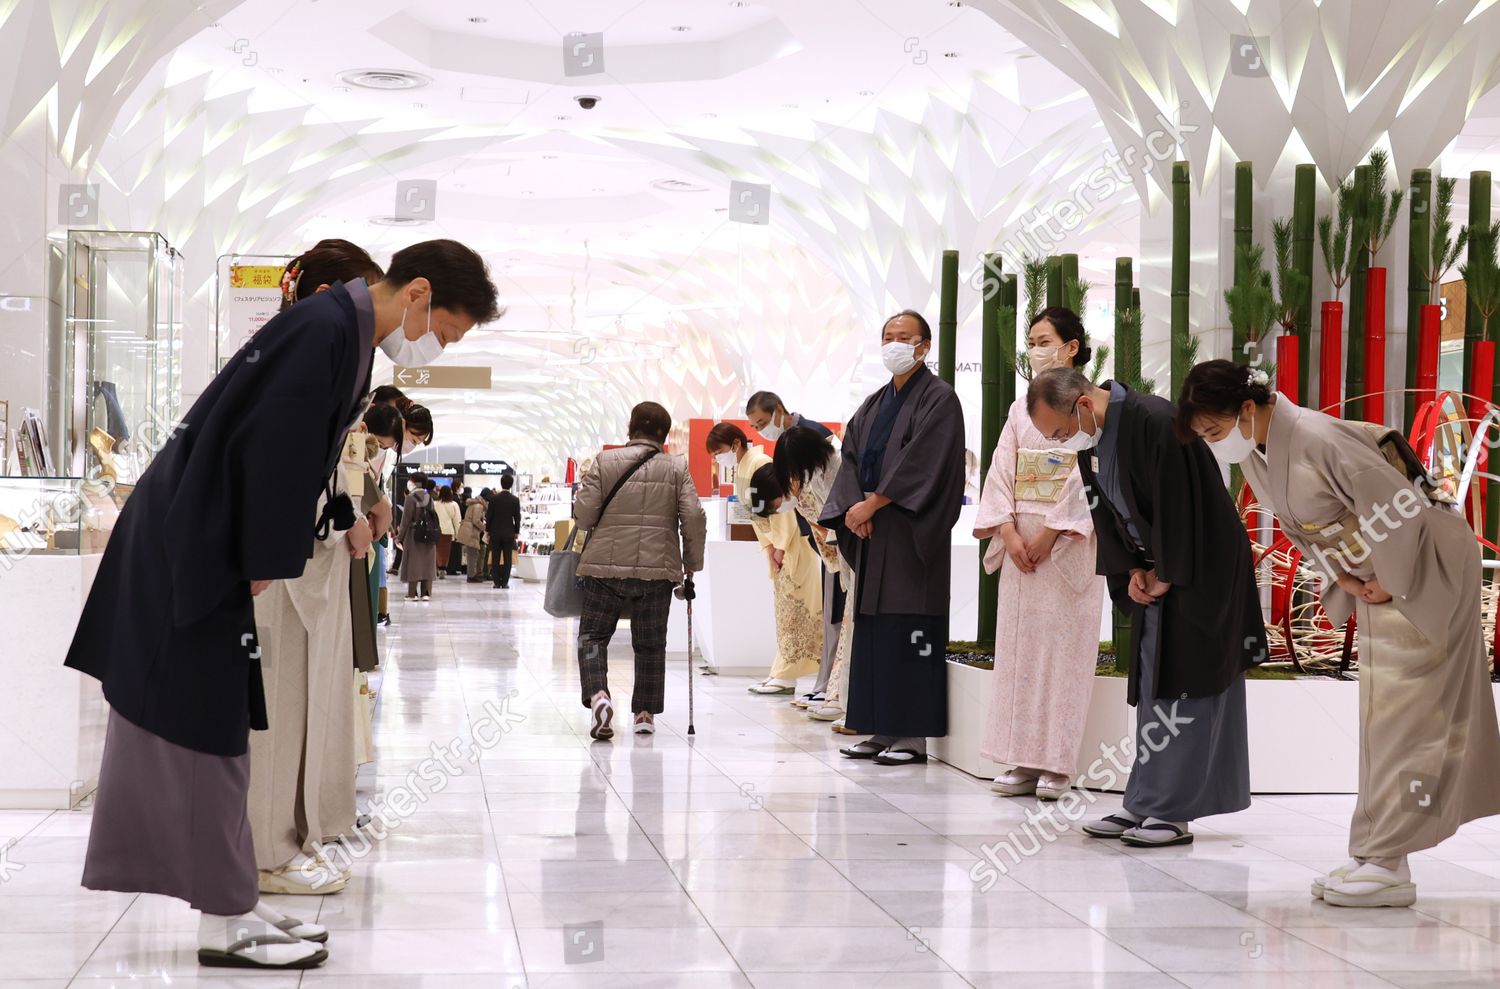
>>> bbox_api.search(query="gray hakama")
[83,709,258,915]
[1095,383,1251,822]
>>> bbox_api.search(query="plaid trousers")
[577,577,675,714]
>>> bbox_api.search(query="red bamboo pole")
[1471,341,1494,427]
[1415,304,1441,412]
[1276,334,1300,404]
[1364,267,1387,423]
[1319,301,1343,415]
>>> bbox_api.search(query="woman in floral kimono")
[707,423,822,693]
[1178,359,1500,907]
[772,426,855,724]
[974,308,1106,799]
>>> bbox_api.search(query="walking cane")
[676,574,697,735]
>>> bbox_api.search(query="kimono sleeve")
[973,416,1019,538]
[820,410,867,529]
[874,387,966,515]
[234,397,336,584]
[1044,464,1095,538]
[1145,414,1202,589]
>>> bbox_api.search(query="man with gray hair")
[1025,368,1265,848]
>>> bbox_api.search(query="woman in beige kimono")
[772,426,855,724]
[974,307,1106,800]
[707,423,822,694]
[1179,359,1500,907]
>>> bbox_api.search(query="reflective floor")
[5,580,1500,986]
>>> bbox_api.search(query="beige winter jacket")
[575,439,707,582]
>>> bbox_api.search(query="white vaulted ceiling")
[24,0,1500,470]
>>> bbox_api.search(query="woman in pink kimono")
[973,307,1106,800]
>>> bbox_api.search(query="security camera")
[574,95,601,110]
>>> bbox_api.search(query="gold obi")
[1015,449,1077,503]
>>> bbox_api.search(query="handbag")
[544,448,660,618]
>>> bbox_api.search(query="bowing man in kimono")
[822,310,966,765]
[1179,359,1500,907]
[1026,367,1264,847]
[64,240,499,970]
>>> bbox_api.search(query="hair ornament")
[1246,367,1270,388]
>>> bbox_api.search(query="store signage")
[415,462,466,478]
[393,365,492,389]
[221,263,287,370]
[466,460,515,475]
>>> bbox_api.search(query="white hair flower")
[1247,367,1270,388]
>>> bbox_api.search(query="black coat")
[486,490,522,541]
[65,283,374,756]
[1078,385,1267,705]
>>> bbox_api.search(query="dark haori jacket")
[1078,383,1267,706]
[821,366,967,616]
[65,282,375,757]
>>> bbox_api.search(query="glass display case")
[0,475,121,556]
[62,229,184,489]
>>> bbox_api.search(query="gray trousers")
[811,570,838,694]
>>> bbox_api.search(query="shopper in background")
[434,486,461,579]
[1180,359,1500,904]
[65,238,500,970]
[1027,366,1260,848]
[707,423,823,696]
[458,489,489,583]
[486,474,522,589]
[397,474,439,601]
[745,391,832,444]
[973,307,1106,800]
[822,310,965,765]
[576,402,707,739]
[771,426,854,726]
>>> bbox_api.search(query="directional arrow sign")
[393,365,492,390]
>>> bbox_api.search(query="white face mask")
[715,450,738,469]
[881,341,922,375]
[1028,345,1066,373]
[1061,401,1101,453]
[1206,408,1258,465]
[758,411,788,442]
[378,297,444,367]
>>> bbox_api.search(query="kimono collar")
[1265,396,1306,522]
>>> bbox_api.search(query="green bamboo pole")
[939,250,958,386]
[1131,286,1141,312]
[1171,160,1191,396]
[977,253,1005,647]
[1061,253,1080,310]
[1406,169,1432,430]
[1233,161,1254,361]
[1466,171,1492,390]
[1046,255,1063,308]
[1346,164,1371,419]
[1114,257,1134,384]
[1293,165,1316,403]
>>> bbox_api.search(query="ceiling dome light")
[339,69,432,91]
[371,215,429,226]
[651,179,709,192]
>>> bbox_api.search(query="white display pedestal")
[934,661,1500,795]
[515,553,550,584]
[0,554,107,809]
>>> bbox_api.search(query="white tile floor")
[5,579,1500,986]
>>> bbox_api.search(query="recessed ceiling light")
[339,68,432,91]
[371,215,429,227]
[651,179,709,192]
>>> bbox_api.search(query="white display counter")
[0,554,107,808]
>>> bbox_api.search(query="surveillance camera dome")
[574,95,601,110]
